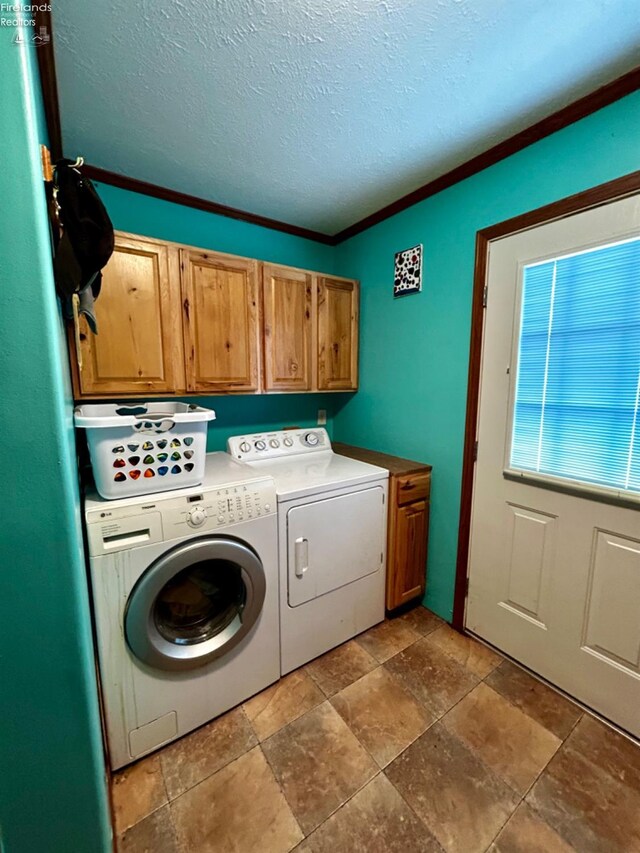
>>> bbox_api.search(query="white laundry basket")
[74,402,216,499]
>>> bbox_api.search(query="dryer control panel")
[85,478,276,556]
[227,428,330,462]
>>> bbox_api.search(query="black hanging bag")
[53,159,114,298]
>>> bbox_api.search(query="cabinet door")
[262,265,313,391]
[317,277,359,390]
[75,234,183,396]
[388,499,429,609]
[181,250,260,392]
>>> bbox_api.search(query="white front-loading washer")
[85,453,279,769]
[227,429,389,674]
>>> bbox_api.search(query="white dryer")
[85,453,279,769]
[227,429,389,674]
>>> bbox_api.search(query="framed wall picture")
[393,244,423,297]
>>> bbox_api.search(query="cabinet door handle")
[294,537,308,578]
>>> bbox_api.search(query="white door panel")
[287,487,385,607]
[468,193,640,737]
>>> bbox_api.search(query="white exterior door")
[467,193,640,737]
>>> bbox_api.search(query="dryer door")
[125,536,266,671]
[287,486,386,607]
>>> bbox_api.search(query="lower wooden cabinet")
[390,498,429,608]
[333,443,432,611]
[68,231,359,398]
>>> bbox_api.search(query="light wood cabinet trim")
[72,234,183,396]
[167,246,187,394]
[262,264,313,391]
[181,249,261,393]
[317,276,359,390]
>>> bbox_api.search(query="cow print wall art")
[393,244,423,297]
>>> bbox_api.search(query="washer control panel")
[85,478,276,556]
[227,428,330,462]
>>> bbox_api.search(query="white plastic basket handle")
[74,403,216,429]
[114,407,177,434]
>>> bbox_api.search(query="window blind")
[510,236,640,493]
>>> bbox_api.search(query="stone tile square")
[243,669,324,741]
[490,802,574,852]
[117,805,179,853]
[526,737,640,852]
[424,625,502,678]
[331,666,434,767]
[485,660,582,740]
[386,722,520,853]
[262,701,377,835]
[443,682,561,795]
[160,706,256,800]
[112,754,167,834]
[171,746,302,853]
[305,639,378,697]
[386,635,479,717]
[565,713,640,790]
[399,605,445,637]
[297,773,442,852]
[356,618,421,662]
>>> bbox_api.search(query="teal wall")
[94,183,350,444]
[95,182,336,271]
[334,91,640,621]
[0,35,111,853]
[192,394,348,451]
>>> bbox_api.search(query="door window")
[509,235,640,494]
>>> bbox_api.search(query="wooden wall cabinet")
[71,234,184,396]
[333,443,432,611]
[317,276,359,390]
[69,232,359,398]
[262,264,313,392]
[181,249,260,393]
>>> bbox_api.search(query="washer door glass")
[154,559,245,645]
[125,537,266,671]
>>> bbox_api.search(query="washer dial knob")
[239,441,251,453]
[187,506,207,527]
[283,436,294,447]
[304,432,320,447]
[254,439,267,451]
[269,439,280,448]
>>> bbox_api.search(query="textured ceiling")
[53,0,640,234]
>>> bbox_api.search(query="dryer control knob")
[239,441,251,453]
[255,440,267,451]
[304,432,320,447]
[187,506,207,527]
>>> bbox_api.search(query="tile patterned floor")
[113,607,640,853]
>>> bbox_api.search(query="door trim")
[453,168,640,630]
